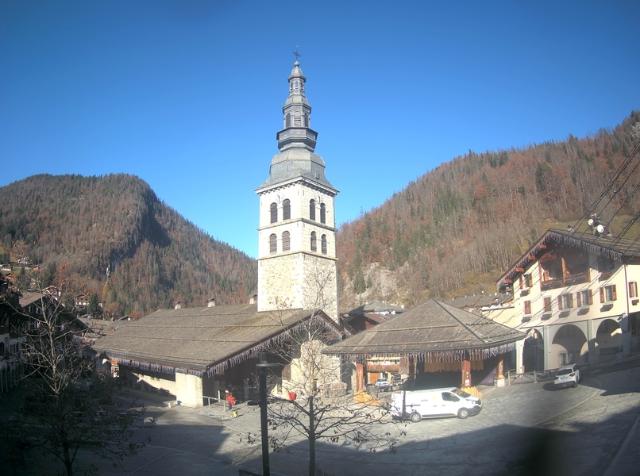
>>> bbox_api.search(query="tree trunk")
[63,442,73,476]
[308,395,316,476]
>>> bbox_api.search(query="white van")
[390,388,482,422]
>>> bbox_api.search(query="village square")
[2,55,640,476]
[2,2,640,474]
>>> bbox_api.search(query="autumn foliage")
[337,112,640,308]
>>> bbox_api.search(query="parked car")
[374,377,391,389]
[390,387,482,422]
[553,364,581,388]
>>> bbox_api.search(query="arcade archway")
[596,319,622,358]
[551,324,587,368]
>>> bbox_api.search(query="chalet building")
[92,59,346,407]
[325,299,523,391]
[496,229,640,372]
[92,306,343,407]
[0,280,22,393]
[1,287,61,393]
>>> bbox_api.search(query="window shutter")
[557,295,563,310]
[519,275,523,289]
[588,290,593,305]
[599,287,605,303]
[612,285,617,301]
[524,301,531,315]
[576,292,581,308]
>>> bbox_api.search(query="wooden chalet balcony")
[541,272,590,291]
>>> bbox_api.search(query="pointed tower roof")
[259,59,336,192]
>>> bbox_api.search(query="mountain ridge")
[0,173,257,315]
[336,112,640,309]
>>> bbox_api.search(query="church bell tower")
[256,59,339,322]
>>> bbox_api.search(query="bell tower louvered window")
[270,202,278,224]
[321,234,327,254]
[310,231,317,252]
[282,231,290,251]
[269,234,277,254]
[283,199,291,220]
[320,203,326,224]
[309,199,316,220]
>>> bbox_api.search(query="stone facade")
[257,59,339,322]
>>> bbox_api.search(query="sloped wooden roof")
[497,228,640,288]
[93,304,343,375]
[324,300,524,362]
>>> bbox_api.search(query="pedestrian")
[225,389,236,410]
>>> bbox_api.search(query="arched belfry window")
[269,234,277,254]
[283,199,291,220]
[270,202,277,224]
[320,203,326,224]
[282,231,290,251]
[310,231,317,252]
[309,199,316,221]
[286,113,292,128]
[321,234,327,255]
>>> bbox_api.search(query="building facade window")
[558,294,573,310]
[270,202,278,224]
[523,273,533,288]
[269,233,277,254]
[320,203,326,224]
[310,231,317,252]
[576,290,592,307]
[544,297,552,313]
[600,285,617,303]
[309,199,316,221]
[321,234,327,254]
[524,300,531,315]
[282,231,290,251]
[283,199,291,220]
[629,282,638,298]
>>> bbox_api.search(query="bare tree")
[5,290,141,476]
[263,267,399,476]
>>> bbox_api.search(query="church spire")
[277,58,317,152]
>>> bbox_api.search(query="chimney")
[249,294,257,305]
[174,301,182,310]
[207,297,216,308]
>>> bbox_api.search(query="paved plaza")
[73,360,640,475]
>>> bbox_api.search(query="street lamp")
[256,354,280,476]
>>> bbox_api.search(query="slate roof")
[93,304,343,375]
[444,293,512,311]
[497,228,640,288]
[325,299,524,361]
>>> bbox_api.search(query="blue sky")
[2,1,639,258]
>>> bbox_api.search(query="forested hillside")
[0,174,256,315]
[337,112,640,309]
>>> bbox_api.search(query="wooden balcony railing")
[541,272,589,290]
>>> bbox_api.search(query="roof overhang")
[496,228,640,289]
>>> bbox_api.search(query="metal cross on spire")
[293,47,301,62]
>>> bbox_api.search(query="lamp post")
[256,355,280,476]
